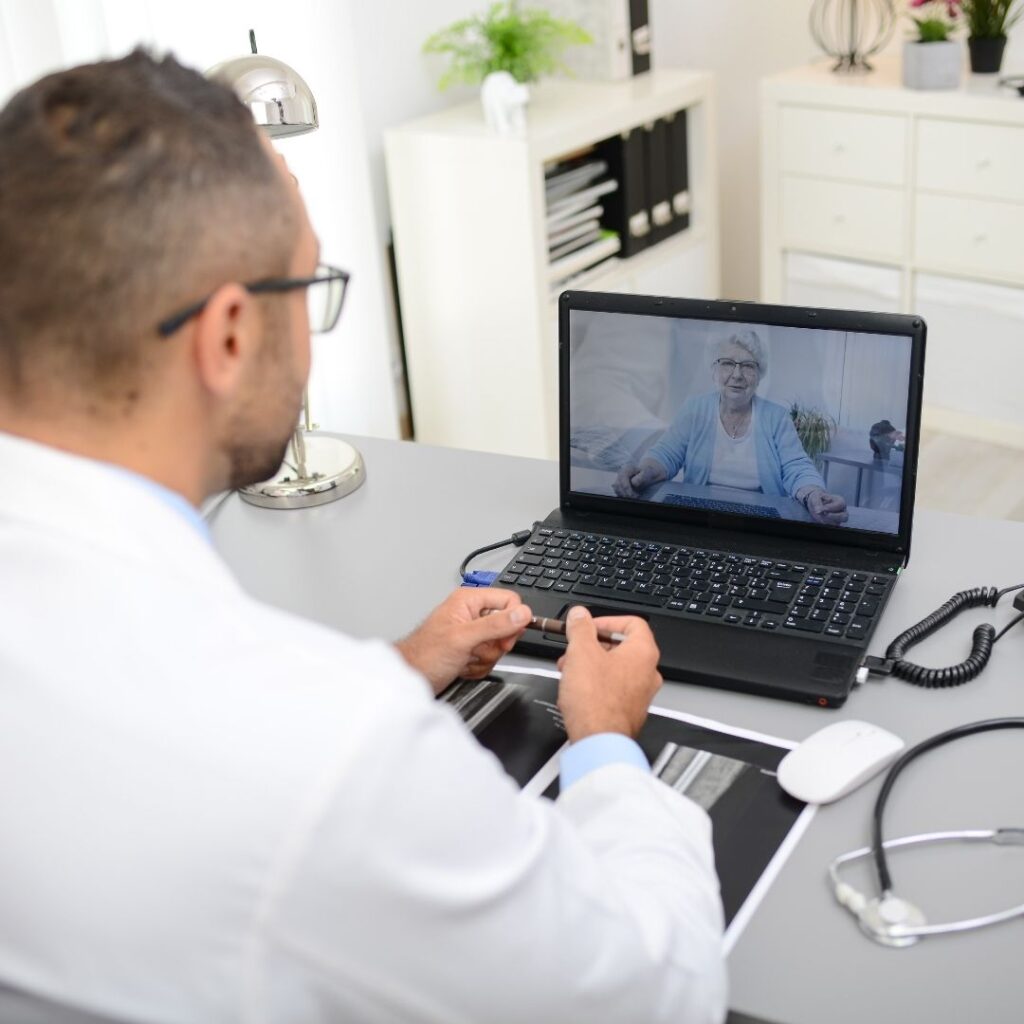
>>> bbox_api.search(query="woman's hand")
[613,459,666,498]
[804,488,848,525]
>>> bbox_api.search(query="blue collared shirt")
[560,733,650,790]
[106,463,210,540]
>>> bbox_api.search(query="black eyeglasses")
[714,357,760,377]
[156,263,350,338]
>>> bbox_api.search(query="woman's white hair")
[710,328,767,376]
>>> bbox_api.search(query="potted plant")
[962,0,1023,72]
[423,2,591,91]
[902,0,964,89]
[789,403,837,469]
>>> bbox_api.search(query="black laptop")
[495,291,926,708]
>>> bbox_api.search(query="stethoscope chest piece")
[859,895,926,947]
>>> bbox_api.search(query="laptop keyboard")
[661,494,782,519]
[498,527,894,645]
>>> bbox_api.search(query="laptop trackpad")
[542,602,855,703]
[544,602,651,644]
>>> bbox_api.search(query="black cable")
[458,524,537,579]
[993,611,1024,643]
[863,583,1024,688]
[872,719,1024,895]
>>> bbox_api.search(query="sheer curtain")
[0,0,399,439]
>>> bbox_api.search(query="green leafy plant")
[423,2,592,91]
[789,402,837,465]
[961,0,1023,37]
[907,0,962,41]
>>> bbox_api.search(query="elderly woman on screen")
[613,329,849,525]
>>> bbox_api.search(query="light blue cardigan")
[644,392,825,498]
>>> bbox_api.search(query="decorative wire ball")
[810,0,895,73]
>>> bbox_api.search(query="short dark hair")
[0,49,299,412]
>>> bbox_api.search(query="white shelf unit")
[760,58,1024,449]
[385,70,719,459]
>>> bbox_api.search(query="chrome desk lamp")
[207,31,365,509]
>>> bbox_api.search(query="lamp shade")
[207,53,318,138]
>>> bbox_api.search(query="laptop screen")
[568,308,915,537]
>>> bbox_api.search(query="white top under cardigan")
[0,432,726,1024]
[708,405,760,491]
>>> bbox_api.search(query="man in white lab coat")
[0,51,727,1023]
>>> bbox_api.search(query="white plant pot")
[902,40,962,90]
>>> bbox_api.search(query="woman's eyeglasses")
[715,358,759,377]
[156,262,350,338]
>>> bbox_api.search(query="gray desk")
[209,434,1024,1024]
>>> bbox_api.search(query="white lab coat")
[0,432,727,1024]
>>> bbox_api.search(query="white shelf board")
[389,70,713,163]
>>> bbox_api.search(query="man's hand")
[556,606,662,742]
[804,488,849,525]
[396,588,532,695]
[613,459,665,498]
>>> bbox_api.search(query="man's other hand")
[556,606,662,742]
[396,588,531,694]
[805,488,849,525]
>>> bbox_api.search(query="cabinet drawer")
[917,118,1024,204]
[914,272,1024,426]
[781,176,904,262]
[914,193,1024,284]
[780,106,906,185]
[784,253,902,312]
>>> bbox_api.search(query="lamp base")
[238,432,365,509]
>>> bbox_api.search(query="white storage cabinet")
[761,59,1024,447]
[386,71,719,459]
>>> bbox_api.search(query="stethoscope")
[828,718,1024,947]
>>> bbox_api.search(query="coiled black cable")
[868,583,1024,688]
[886,587,997,687]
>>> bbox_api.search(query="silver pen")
[484,609,627,646]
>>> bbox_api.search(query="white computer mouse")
[777,720,905,804]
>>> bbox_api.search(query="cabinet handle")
[832,142,846,155]
[973,233,988,244]
[976,157,992,170]
[833,213,847,224]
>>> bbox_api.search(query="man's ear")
[192,283,256,398]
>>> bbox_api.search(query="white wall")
[0,0,400,440]
[344,0,481,436]
[650,1,828,301]
[349,1,479,259]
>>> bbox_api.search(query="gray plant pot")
[902,40,962,90]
